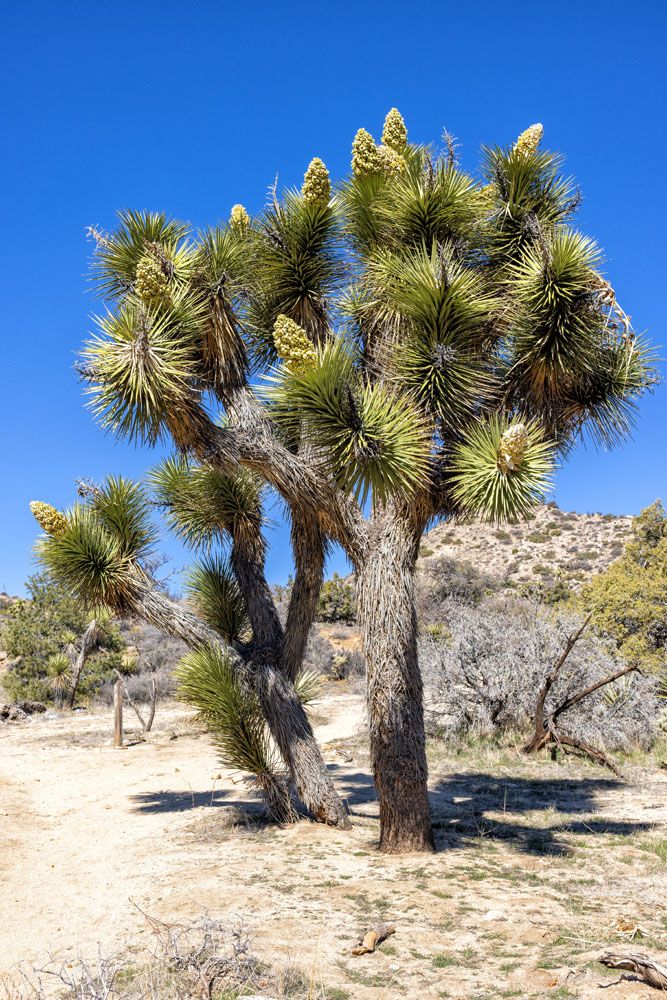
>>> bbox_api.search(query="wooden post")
[113,677,124,747]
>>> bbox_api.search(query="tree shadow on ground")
[129,789,262,814]
[328,766,654,856]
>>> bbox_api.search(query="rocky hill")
[418,502,633,595]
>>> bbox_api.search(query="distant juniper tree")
[33,111,654,851]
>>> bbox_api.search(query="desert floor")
[0,689,665,999]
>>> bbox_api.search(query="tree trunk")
[67,619,100,708]
[134,579,350,829]
[356,508,434,853]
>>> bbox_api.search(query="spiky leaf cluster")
[265,341,432,503]
[177,644,281,779]
[33,476,156,611]
[150,457,262,550]
[185,556,250,643]
[77,113,655,519]
[449,416,554,521]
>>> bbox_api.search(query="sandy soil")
[0,690,665,999]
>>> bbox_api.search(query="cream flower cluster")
[30,500,68,537]
[272,314,317,373]
[381,108,408,152]
[514,123,544,158]
[302,158,331,205]
[377,144,405,177]
[497,424,529,474]
[134,253,170,306]
[352,128,382,177]
[230,203,250,230]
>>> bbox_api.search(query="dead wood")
[115,670,157,733]
[522,616,640,774]
[352,922,396,956]
[598,951,667,990]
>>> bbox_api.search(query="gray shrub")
[420,597,659,750]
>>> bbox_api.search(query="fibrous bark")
[357,504,434,853]
[132,575,350,828]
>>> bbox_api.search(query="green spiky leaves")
[89,210,192,301]
[265,341,431,504]
[37,504,138,610]
[34,478,156,610]
[366,243,496,429]
[450,416,554,521]
[82,294,205,446]
[177,644,281,780]
[184,555,249,643]
[246,191,341,366]
[150,456,262,550]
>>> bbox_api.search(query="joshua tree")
[33,111,654,852]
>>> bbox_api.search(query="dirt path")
[1,692,665,999]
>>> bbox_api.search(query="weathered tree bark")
[115,669,157,733]
[280,509,327,683]
[132,578,350,829]
[67,619,101,708]
[598,951,667,989]
[356,505,434,853]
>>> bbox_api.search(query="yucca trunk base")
[258,773,299,824]
[358,510,434,854]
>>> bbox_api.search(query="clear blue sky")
[1,0,665,596]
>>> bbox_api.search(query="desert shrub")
[330,650,365,681]
[495,529,511,542]
[303,628,337,674]
[580,501,667,670]
[420,597,659,751]
[526,531,549,544]
[519,573,572,605]
[317,573,357,623]
[7,915,319,999]
[419,545,434,557]
[417,556,495,622]
[1,573,125,704]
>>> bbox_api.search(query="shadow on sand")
[328,766,652,856]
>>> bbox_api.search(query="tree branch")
[280,508,327,683]
[126,571,350,828]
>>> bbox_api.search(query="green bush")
[580,501,667,670]
[317,573,357,624]
[1,573,125,704]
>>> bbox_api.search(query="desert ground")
[1,689,665,999]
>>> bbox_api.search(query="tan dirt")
[0,690,665,999]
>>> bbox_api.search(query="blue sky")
[1,0,665,596]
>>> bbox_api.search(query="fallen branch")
[522,617,640,775]
[598,951,667,990]
[352,923,395,956]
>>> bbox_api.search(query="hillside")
[419,502,633,594]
